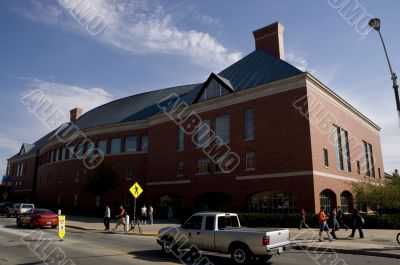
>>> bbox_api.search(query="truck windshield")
[218,216,240,230]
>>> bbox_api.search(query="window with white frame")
[215,115,230,144]
[98,140,107,154]
[196,158,210,174]
[125,136,137,153]
[363,140,375,177]
[177,161,184,176]
[196,120,210,147]
[110,138,121,154]
[245,152,256,170]
[126,167,133,180]
[178,127,184,151]
[140,135,148,152]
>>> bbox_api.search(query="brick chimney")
[70,108,83,123]
[253,22,285,60]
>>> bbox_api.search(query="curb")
[66,224,158,237]
[293,244,400,259]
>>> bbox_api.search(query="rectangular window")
[110,138,121,154]
[214,157,222,173]
[334,126,344,171]
[125,136,137,153]
[52,150,56,162]
[58,148,63,161]
[76,143,84,158]
[178,127,184,151]
[341,130,351,172]
[245,152,256,170]
[357,160,360,174]
[196,120,210,147]
[65,147,70,160]
[245,109,254,140]
[196,158,210,174]
[140,135,148,152]
[177,161,184,176]
[333,126,351,172]
[205,216,215,230]
[75,171,79,183]
[126,167,133,180]
[215,115,230,144]
[323,148,329,167]
[363,141,375,177]
[86,142,94,156]
[98,140,107,154]
[61,147,66,160]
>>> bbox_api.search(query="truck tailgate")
[266,229,290,249]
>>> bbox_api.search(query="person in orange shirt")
[318,206,333,242]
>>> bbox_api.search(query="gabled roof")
[193,73,235,103]
[19,143,34,155]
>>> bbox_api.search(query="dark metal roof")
[8,49,303,160]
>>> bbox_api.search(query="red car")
[16,208,58,228]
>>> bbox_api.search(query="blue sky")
[0,0,399,175]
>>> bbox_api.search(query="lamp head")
[368,18,381,31]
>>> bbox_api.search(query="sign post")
[129,182,143,223]
[58,215,66,241]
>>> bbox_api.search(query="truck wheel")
[231,245,251,264]
[161,238,174,255]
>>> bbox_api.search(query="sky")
[0,0,399,175]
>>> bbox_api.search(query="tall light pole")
[368,18,400,125]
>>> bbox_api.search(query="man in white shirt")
[104,204,110,231]
[141,205,147,224]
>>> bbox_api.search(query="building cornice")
[305,73,381,132]
[7,153,37,163]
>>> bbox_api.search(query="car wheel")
[231,245,252,264]
[161,237,179,256]
[29,221,35,229]
[16,219,22,228]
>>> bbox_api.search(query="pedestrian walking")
[298,208,309,230]
[104,204,110,231]
[349,209,364,238]
[113,205,126,231]
[329,208,339,239]
[168,206,173,222]
[337,207,349,230]
[148,205,154,225]
[318,206,333,242]
[141,205,147,224]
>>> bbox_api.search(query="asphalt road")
[0,217,398,265]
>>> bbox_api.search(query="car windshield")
[33,209,53,215]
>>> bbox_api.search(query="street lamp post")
[369,18,400,125]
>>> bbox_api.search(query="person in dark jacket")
[337,207,349,230]
[349,209,364,238]
[329,208,339,239]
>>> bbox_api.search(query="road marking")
[0,227,53,241]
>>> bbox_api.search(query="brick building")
[6,22,384,216]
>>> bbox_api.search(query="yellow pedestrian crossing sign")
[130,182,143,199]
[58,215,66,240]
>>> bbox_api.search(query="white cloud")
[0,133,21,152]
[21,78,113,126]
[19,0,241,70]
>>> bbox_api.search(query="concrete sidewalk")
[65,215,400,259]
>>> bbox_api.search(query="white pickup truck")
[157,212,291,264]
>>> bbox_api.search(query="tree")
[84,162,118,197]
[352,170,400,211]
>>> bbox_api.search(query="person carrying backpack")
[349,208,364,238]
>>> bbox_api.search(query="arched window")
[320,189,336,213]
[340,191,353,213]
[156,194,184,209]
[248,191,297,214]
